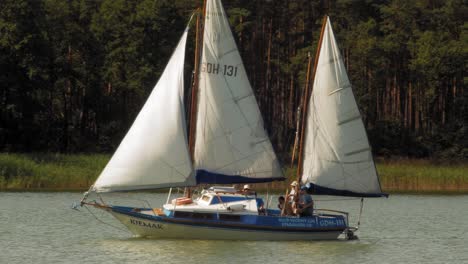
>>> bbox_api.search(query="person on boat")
[241,184,257,197]
[285,181,299,215]
[295,186,314,217]
[288,181,298,202]
[278,195,293,216]
[279,181,297,216]
[277,196,285,210]
[256,198,266,215]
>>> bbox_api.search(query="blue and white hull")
[106,205,348,241]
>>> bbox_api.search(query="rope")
[357,198,364,228]
[84,205,130,233]
[313,197,361,202]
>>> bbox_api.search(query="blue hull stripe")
[195,169,285,184]
[306,183,389,198]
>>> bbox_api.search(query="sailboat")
[79,0,385,240]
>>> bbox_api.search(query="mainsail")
[92,27,194,192]
[194,0,284,183]
[301,17,385,197]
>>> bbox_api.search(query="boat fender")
[227,204,245,211]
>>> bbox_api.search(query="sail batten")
[194,0,284,184]
[328,85,351,95]
[301,17,385,197]
[337,115,361,125]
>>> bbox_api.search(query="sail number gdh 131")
[201,62,238,77]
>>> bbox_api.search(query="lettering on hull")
[277,217,345,228]
[129,219,164,229]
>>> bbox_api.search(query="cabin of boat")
[163,186,261,216]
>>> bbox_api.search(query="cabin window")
[218,214,241,221]
[192,212,214,219]
[201,195,211,202]
[174,211,192,218]
[174,211,215,220]
[210,196,249,205]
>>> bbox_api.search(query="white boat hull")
[110,210,343,241]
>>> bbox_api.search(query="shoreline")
[1,153,467,194]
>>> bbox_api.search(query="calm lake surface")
[1,192,467,264]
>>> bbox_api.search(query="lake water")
[1,192,467,264]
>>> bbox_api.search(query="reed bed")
[0,153,466,193]
[377,159,468,193]
[0,153,107,191]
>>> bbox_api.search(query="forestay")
[194,0,284,184]
[301,17,385,197]
[93,27,194,192]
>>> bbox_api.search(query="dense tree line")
[0,0,466,161]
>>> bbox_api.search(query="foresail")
[92,28,194,192]
[194,0,284,184]
[301,17,385,197]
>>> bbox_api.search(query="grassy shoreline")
[1,153,467,193]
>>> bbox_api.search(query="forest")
[0,0,466,162]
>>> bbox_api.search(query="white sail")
[301,17,383,196]
[193,0,283,182]
[93,28,194,192]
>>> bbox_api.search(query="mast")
[295,16,328,185]
[290,53,310,167]
[188,0,207,161]
[185,0,207,198]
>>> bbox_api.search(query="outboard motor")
[346,229,359,240]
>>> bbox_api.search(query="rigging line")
[84,205,129,233]
[357,198,364,228]
[116,194,155,209]
[313,197,361,202]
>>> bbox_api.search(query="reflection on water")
[95,236,376,264]
[1,192,467,264]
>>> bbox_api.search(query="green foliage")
[0,0,466,161]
